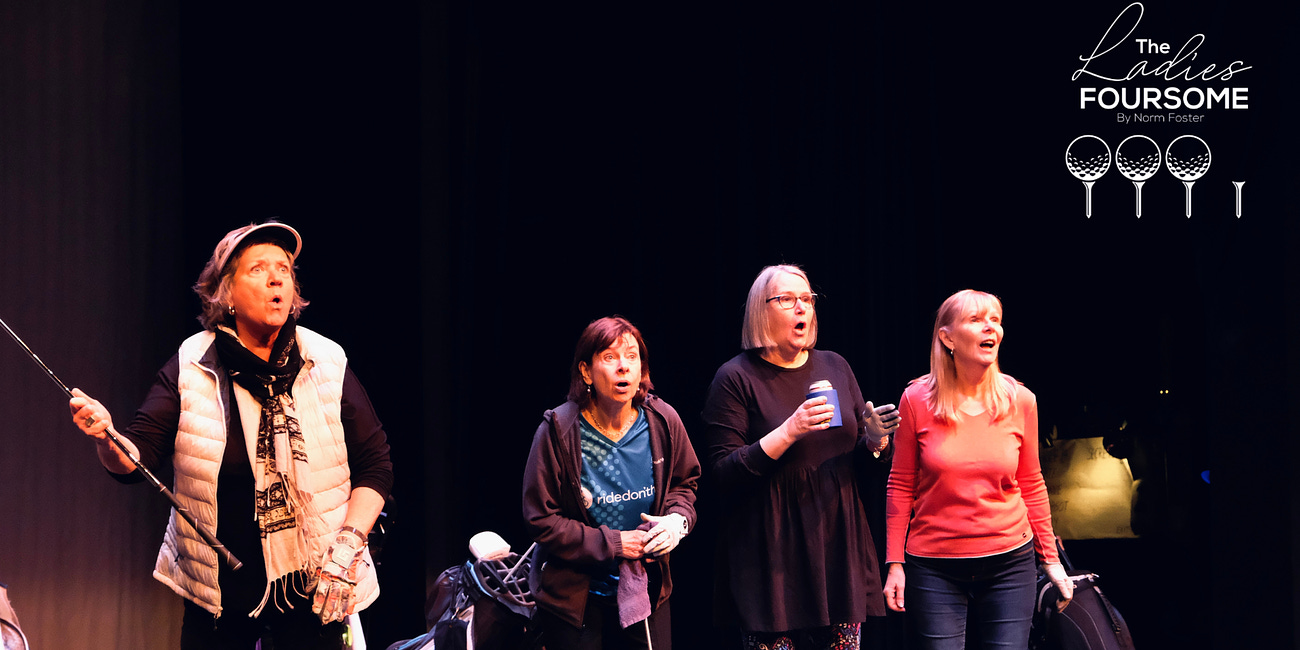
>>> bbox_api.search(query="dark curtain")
[0,2,426,649]
[0,1,185,648]
[431,3,1295,650]
[0,2,1295,649]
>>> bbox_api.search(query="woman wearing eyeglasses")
[701,264,898,649]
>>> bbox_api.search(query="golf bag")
[387,534,537,650]
[1031,542,1134,650]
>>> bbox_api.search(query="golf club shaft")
[0,316,242,570]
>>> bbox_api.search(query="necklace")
[584,408,633,442]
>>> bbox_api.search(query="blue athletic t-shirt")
[578,408,654,596]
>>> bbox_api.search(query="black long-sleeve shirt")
[112,352,394,616]
[113,353,393,500]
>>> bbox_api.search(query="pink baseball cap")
[212,221,303,274]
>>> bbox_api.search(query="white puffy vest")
[152,326,379,617]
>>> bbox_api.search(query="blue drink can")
[806,380,842,428]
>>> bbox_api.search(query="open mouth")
[616,380,631,389]
[795,322,807,332]
[979,340,996,349]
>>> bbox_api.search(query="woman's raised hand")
[760,396,836,461]
[69,388,138,473]
[773,397,898,452]
[69,388,114,440]
[864,401,900,453]
[864,401,900,438]
[783,396,835,440]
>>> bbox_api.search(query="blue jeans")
[904,542,1036,650]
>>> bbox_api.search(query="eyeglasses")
[766,293,817,309]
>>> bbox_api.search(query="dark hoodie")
[521,395,701,628]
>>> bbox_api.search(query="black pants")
[536,595,671,650]
[180,597,346,650]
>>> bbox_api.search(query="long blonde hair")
[913,289,1016,422]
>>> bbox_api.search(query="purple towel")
[617,522,654,628]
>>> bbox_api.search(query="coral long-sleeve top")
[885,378,1060,565]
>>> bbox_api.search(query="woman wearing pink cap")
[68,222,392,649]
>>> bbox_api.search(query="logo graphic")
[1072,3,1251,111]
[1165,135,1211,218]
[1064,3,1251,221]
[592,486,654,506]
[1065,135,1111,218]
[1114,135,1161,218]
[1065,135,1231,218]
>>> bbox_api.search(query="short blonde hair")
[914,289,1016,422]
[740,264,818,351]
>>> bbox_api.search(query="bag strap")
[1092,584,1135,650]
[1056,538,1076,572]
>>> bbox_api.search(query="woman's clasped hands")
[618,513,688,560]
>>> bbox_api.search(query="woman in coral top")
[882,289,1072,649]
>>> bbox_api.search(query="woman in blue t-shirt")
[523,316,701,649]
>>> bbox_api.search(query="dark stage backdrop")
[0,1,186,648]
[432,3,1296,649]
[0,2,1295,649]
[0,2,424,649]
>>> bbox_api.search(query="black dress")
[701,349,886,633]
